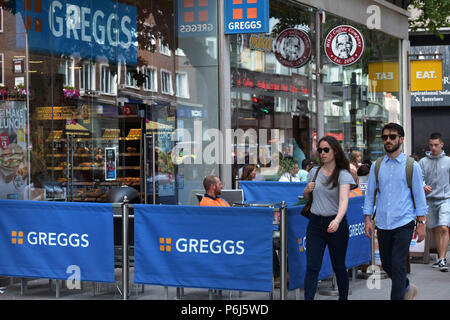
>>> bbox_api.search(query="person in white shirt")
[279,158,300,182]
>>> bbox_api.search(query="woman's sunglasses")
[318,147,330,154]
[381,134,400,141]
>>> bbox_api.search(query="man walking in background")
[419,132,450,272]
[364,123,428,300]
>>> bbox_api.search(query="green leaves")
[409,0,450,39]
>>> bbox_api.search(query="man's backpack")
[372,156,416,219]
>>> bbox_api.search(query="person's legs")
[433,226,449,261]
[435,200,450,263]
[304,216,327,300]
[327,217,350,300]
[376,228,393,279]
[389,221,415,300]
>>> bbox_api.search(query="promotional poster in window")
[0,100,29,200]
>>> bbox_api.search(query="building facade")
[409,31,450,157]
[0,0,411,204]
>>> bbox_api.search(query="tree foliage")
[409,0,450,39]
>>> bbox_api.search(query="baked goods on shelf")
[102,129,120,139]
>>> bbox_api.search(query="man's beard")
[384,141,401,154]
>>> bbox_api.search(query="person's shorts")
[426,198,450,229]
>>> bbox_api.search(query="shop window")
[125,67,139,88]
[159,39,171,56]
[143,67,157,92]
[100,65,117,94]
[161,70,173,95]
[175,72,189,98]
[80,63,95,91]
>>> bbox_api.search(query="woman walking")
[302,136,355,300]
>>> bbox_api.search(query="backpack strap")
[372,157,384,220]
[406,156,416,209]
[373,157,383,206]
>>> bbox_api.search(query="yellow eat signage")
[410,60,443,91]
[368,62,399,92]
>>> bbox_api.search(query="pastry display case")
[35,104,144,202]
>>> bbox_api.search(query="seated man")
[200,175,230,207]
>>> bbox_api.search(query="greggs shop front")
[0,0,410,204]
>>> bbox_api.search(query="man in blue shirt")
[363,123,428,300]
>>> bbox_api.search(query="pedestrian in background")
[240,164,256,181]
[419,132,450,272]
[302,135,355,300]
[298,158,314,182]
[363,123,428,300]
[349,150,362,181]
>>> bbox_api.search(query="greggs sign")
[134,204,274,292]
[0,200,114,282]
[16,0,137,63]
[224,0,269,34]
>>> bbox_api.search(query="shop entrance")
[145,103,177,204]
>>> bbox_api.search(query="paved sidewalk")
[0,257,448,300]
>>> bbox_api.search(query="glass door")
[145,103,176,204]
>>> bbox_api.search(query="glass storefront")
[0,0,219,204]
[0,0,406,203]
[230,0,403,183]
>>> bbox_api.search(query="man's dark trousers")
[377,220,415,300]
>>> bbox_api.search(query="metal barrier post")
[280,201,287,300]
[121,196,129,300]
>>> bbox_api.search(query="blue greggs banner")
[15,0,137,63]
[287,205,334,290]
[287,196,370,290]
[0,200,114,283]
[134,204,273,292]
[240,181,307,206]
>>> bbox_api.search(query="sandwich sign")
[224,0,270,34]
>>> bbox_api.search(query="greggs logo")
[226,0,264,32]
[231,0,258,20]
[23,0,43,32]
[11,230,90,248]
[178,0,215,35]
[160,237,245,255]
[182,0,210,23]
[12,231,24,245]
[298,236,306,253]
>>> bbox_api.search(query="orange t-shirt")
[199,194,231,207]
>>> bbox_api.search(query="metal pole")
[122,196,129,300]
[25,33,31,201]
[280,201,287,300]
[152,135,156,204]
[315,10,324,140]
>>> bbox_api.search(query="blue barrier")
[240,181,307,206]
[287,196,370,290]
[134,204,274,292]
[0,200,115,283]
